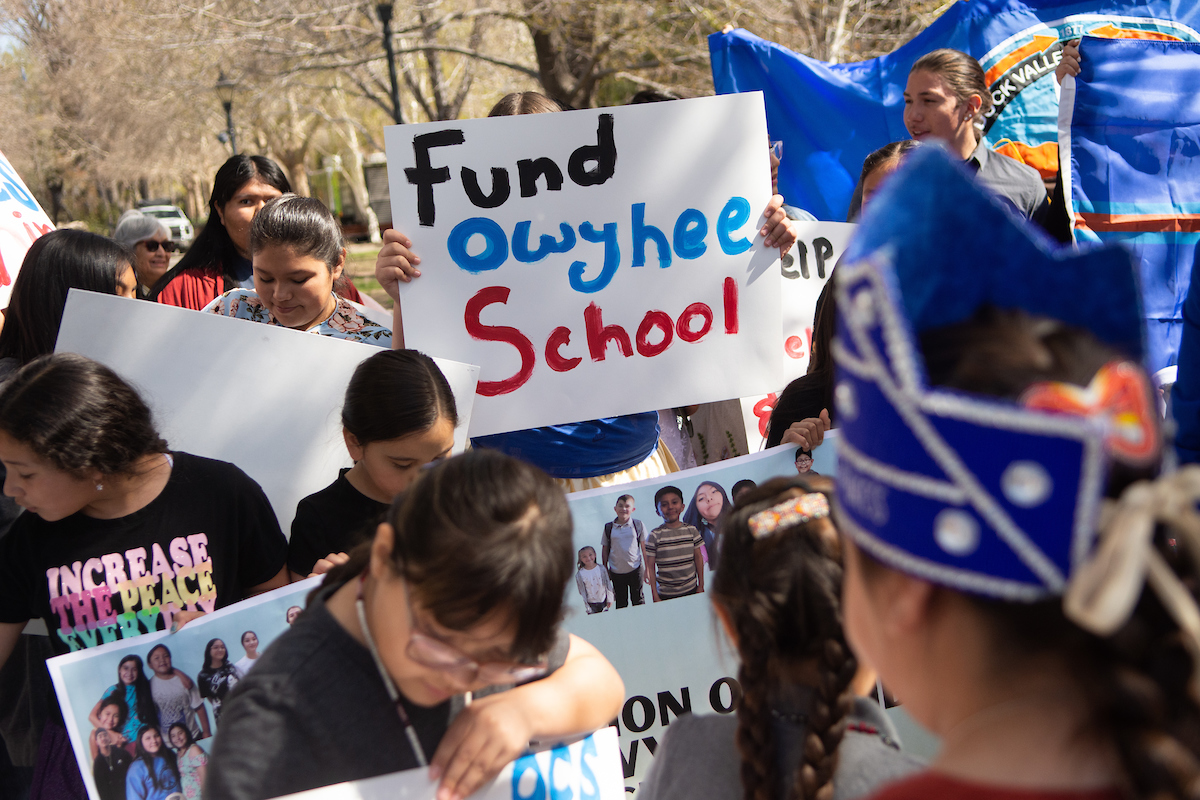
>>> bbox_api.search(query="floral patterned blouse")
[202,289,392,348]
[177,744,208,800]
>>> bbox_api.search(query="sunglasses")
[402,579,547,685]
[141,240,178,253]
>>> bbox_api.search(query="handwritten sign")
[386,94,781,436]
[741,221,855,447]
[47,578,321,800]
[272,729,624,800]
[0,149,54,307]
[56,291,479,531]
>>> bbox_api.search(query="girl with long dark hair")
[151,155,365,309]
[149,154,287,307]
[89,656,157,748]
[681,481,731,571]
[288,348,458,578]
[168,722,207,799]
[641,478,922,800]
[0,230,136,375]
[197,639,241,720]
[125,725,180,800]
[0,353,288,798]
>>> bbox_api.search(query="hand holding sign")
[386,93,782,436]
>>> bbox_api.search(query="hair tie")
[1063,465,1200,700]
[749,493,830,539]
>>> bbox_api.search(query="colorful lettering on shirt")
[46,534,216,651]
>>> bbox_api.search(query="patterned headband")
[748,493,831,539]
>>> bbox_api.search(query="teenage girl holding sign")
[375,92,800,488]
[0,354,288,796]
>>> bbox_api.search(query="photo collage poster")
[48,578,320,800]
[559,442,836,793]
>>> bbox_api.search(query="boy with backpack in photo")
[601,495,647,608]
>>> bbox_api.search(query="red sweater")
[155,266,363,311]
[868,772,1122,800]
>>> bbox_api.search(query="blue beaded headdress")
[833,147,1144,601]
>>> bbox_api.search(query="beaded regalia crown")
[833,147,1145,600]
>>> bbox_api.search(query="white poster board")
[0,148,54,307]
[559,443,836,794]
[385,93,781,436]
[55,291,480,532]
[48,578,321,800]
[741,221,856,449]
[272,728,624,800]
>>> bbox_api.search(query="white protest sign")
[559,444,836,794]
[272,728,624,800]
[48,578,321,800]
[741,221,856,449]
[55,291,479,531]
[0,148,54,307]
[386,93,781,436]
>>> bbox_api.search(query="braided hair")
[919,305,1200,800]
[713,477,858,800]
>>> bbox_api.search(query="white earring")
[95,482,103,492]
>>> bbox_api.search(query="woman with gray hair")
[113,210,176,298]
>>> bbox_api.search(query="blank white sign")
[55,290,479,533]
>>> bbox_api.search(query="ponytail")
[341,349,457,446]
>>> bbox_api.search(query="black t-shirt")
[93,747,133,800]
[198,663,242,720]
[287,469,389,576]
[0,452,287,656]
[204,579,570,800]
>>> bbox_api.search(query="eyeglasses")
[401,580,547,685]
[770,140,784,161]
[141,240,178,253]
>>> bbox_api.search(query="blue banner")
[709,1,1200,222]
[1062,36,1200,375]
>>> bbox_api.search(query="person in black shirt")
[0,354,289,794]
[91,728,132,800]
[288,349,458,578]
[209,450,624,800]
[197,639,242,720]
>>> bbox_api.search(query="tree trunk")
[331,83,381,243]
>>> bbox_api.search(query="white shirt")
[606,519,643,573]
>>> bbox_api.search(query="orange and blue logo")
[979,15,1200,179]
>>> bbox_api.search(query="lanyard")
[356,579,429,767]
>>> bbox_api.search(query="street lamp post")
[215,72,239,156]
[376,3,404,124]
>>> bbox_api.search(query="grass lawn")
[345,242,393,308]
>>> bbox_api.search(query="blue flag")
[1060,37,1200,378]
[710,1,1200,222]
